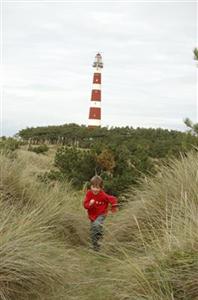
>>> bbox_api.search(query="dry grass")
[1,149,198,299]
[0,151,89,299]
[102,151,198,299]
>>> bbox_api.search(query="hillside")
[0,146,198,299]
[16,124,198,198]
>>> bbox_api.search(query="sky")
[1,0,197,136]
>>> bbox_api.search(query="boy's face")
[91,185,101,195]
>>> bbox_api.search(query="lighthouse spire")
[88,53,103,128]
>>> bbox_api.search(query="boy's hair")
[90,175,103,188]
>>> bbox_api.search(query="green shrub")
[54,146,96,187]
[28,144,49,154]
[0,137,20,153]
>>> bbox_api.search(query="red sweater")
[83,189,118,221]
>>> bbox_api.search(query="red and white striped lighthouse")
[88,53,103,128]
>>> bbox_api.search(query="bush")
[54,146,96,187]
[0,137,20,153]
[53,146,139,196]
[28,144,49,154]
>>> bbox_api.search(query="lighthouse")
[88,53,103,128]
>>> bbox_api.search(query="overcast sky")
[1,0,197,136]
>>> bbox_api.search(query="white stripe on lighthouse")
[93,68,102,73]
[88,119,101,126]
[92,84,101,90]
[90,101,101,108]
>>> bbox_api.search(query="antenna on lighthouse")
[88,53,103,128]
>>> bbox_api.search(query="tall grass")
[0,152,89,299]
[1,149,198,299]
[103,151,198,299]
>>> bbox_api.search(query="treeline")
[18,123,198,154]
[18,124,198,197]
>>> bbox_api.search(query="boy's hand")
[89,199,95,206]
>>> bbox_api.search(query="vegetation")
[18,124,198,153]
[184,118,198,136]
[103,150,198,299]
[28,144,49,154]
[193,47,198,61]
[17,124,198,197]
[0,137,21,153]
[0,145,198,299]
[0,150,89,300]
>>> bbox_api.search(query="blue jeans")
[90,215,106,251]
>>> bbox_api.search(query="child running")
[83,175,118,251]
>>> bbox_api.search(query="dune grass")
[0,148,198,299]
[102,151,198,299]
[0,151,89,299]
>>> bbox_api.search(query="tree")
[184,118,198,136]
[193,48,198,61]
[96,149,116,174]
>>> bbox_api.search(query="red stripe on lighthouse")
[93,73,101,84]
[89,107,101,119]
[91,90,101,101]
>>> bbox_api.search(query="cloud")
[2,1,197,136]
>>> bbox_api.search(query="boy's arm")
[105,193,118,212]
[83,191,92,209]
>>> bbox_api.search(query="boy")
[83,175,118,251]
